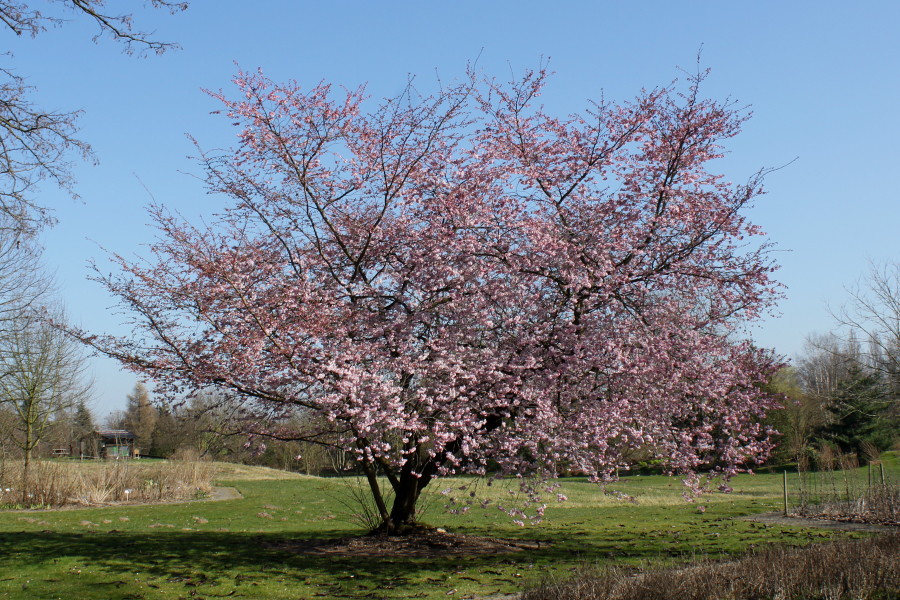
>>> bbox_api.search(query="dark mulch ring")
[263,528,544,557]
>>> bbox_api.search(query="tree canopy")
[80,67,781,532]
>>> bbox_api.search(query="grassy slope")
[0,457,894,600]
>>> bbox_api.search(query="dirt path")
[207,486,242,501]
[102,485,244,506]
[743,511,896,533]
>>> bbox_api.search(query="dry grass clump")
[0,461,78,508]
[521,534,899,600]
[0,459,213,508]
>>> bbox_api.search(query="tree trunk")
[365,439,467,535]
[22,423,32,505]
[369,459,438,535]
[360,460,391,528]
[369,481,420,535]
[386,472,421,530]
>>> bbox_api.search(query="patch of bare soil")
[207,486,243,501]
[263,529,544,558]
[794,512,899,527]
[745,511,897,533]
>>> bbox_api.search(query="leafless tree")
[103,409,126,430]
[0,66,94,234]
[0,1,188,234]
[1,1,188,54]
[796,332,858,400]
[0,222,50,318]
[0,305,92,493]
[834,261,900,388]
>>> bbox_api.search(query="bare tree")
[835,261,900,386]
[0,306,91,492]
[103,408,126,430]
[0,66,93,234]
[796,332,858,400]
[788,270,900,460]
[1,1,188,54]
[0,223,47,484]
[0,1,188,234]
[0,222,50,319]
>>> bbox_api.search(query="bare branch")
[0,1,188,234]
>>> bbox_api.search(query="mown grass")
[0,457,894,600]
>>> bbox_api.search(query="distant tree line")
[766,263,900,469]
[1,378,348,475]
[99,383,348,473]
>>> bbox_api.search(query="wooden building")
[92,430,138,459]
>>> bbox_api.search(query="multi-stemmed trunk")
[362,454,438,535]
[360,428,488,534]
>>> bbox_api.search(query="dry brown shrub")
[816,443,837,471]
[839,452,860,471]
[860,441,881,464]
[0,461,78,507]
[521,534,900,600]
[796,483,900,525]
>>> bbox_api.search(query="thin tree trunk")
[361,461,390,528]
[22,421,33,505]
[22,453,31,506]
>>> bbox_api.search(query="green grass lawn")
[0,457,893,600]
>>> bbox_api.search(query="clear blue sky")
[8,2,900,417]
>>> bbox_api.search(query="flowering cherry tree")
[81,67,781,533]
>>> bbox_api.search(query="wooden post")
[783,470,788,516]
[881,462,886,486]
[868,462,873,489]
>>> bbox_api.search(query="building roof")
[94,429,136,440]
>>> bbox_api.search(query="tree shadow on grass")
[0,523,800,598]
[0,529,575,597]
